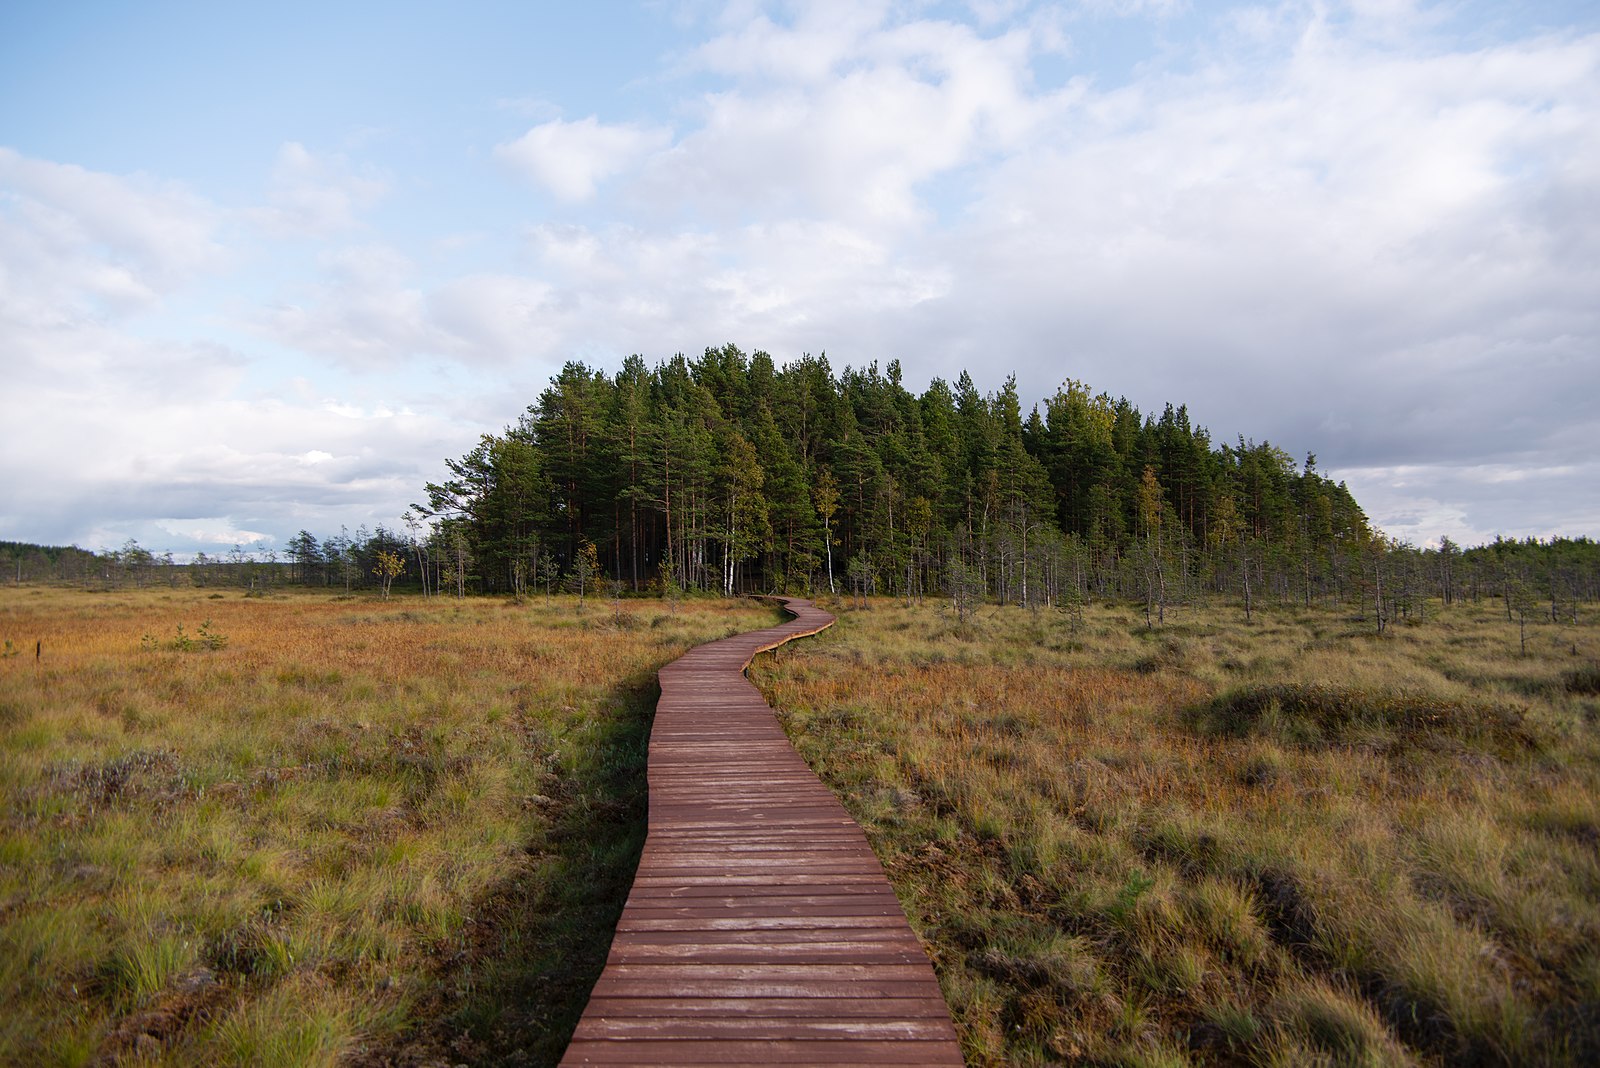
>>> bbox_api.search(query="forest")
[415,346,1369,604]
[405,346,1598,623]
[7,344,1600,621]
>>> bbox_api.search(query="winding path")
[560,597,963,1066]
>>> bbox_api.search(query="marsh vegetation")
[6,578,1598,1066]
[0,587,775,1066]
[754,597,1600,1066]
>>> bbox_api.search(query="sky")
[1,0,1597,558]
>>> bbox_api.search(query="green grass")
[753,595,1600,1066]
[0,586,775,1066]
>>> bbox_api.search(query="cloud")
[254,243,476,367]
[1333,457,1600,547]
[518,217,951,354]
[1071,0,1189,16]
[0,147,465,553]
[428,273,558,359]
[155,519,275,549]
[690,2,896,83]
[645,8,1049,228]
[0,147,223,324]
[253,141,387,235]
[495,117,672,201]
[250,217,947,376]
[250,244,565,368]
[921,17,1600,481]
[0,324,475,553]
[580,1,1594,543]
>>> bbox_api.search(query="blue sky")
[2,0,1597,556]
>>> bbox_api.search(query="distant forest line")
[6,347,1600,624]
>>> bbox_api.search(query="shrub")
[1186,683,1538,754]
[1564,664,1600,695]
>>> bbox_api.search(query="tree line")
[0,531,414,596]
[414,346,1373,613]
[5,343,1598,626]
[402,347,1600,626]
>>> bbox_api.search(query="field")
[7,584,1598,1067]
[753,595,1600,1066]
[0,586,776,1067]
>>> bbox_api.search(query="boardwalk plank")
[563,1038,964,1065]
[581,996,955,1019]
[571,1018,957,1041]
[558,597,962,1067]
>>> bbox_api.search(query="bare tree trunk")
[1242,546,1253,623]
[824,517,835,594]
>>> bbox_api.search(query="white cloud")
[1333,457,1600,547]
[252,243,444,366]
[605,1,1597,540]
[0,145,464,552]
[930,19,1600,466]
[250,216,947,376]
[428,273,558,359]
[691,2,894,83]
[250,246,566,368]
[1072,0,1189,16]
[238,4,1600,548]
[505,217,950,361]
[155,519,274,547]
[0,323,476,552]
[647,8,1050,228]
[0,148,223,324]
[495,116,672,201]
[253,141,387,235]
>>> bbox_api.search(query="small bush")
[55,749,183,807]
[1565,664,1600,695]
[1187,683,1537,754]
[143,620,229,652]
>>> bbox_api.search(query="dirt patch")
[89,967,228,1067]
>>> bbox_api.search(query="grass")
[0,585,775,1067]
[752,595,1600,1066]
[10,583,1596,1065]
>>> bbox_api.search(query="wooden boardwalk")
[560,597,963,1066]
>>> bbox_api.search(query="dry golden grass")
[0,585,775,1067]
[753,595,1600,1067]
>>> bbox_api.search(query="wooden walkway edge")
[560,597,963,1066]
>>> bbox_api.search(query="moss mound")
[1564,664,1600,695]
[1188,683,1537,754]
